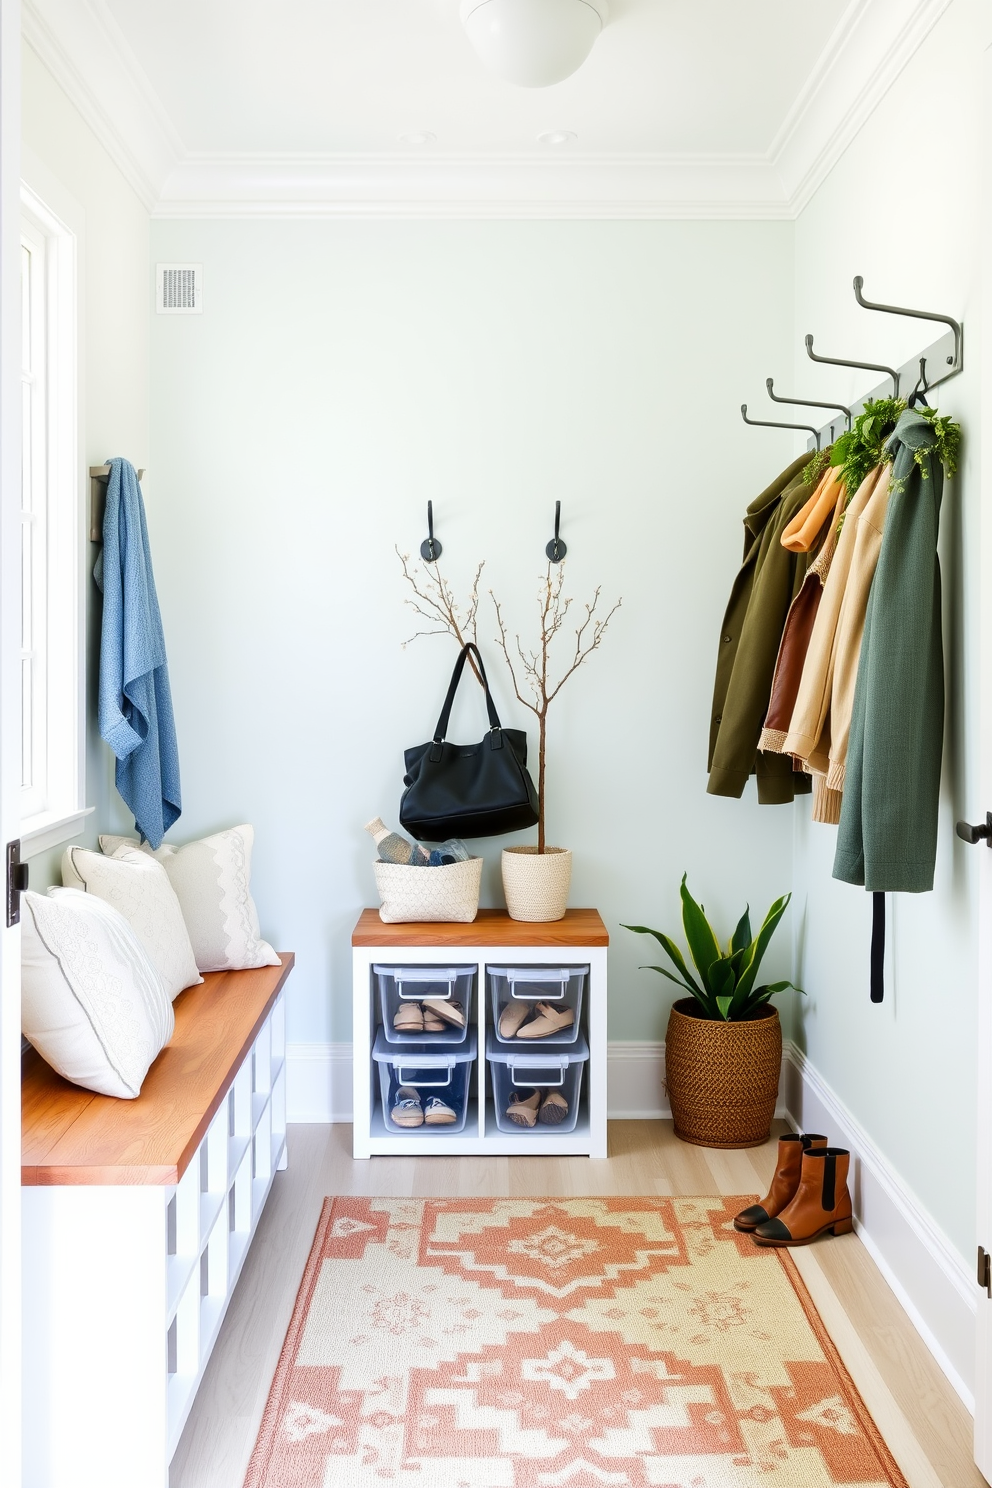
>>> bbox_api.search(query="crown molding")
[23,0,953,220]
[22,0,182,212]
[769,0,952,214]
[152,154,791,221]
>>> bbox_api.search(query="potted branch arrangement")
[623,877,799,1148]
[398,548,620,922]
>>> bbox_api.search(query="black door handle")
[956,812,992,846]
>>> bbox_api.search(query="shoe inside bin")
[487,1034,589,1134]
[372,1027,477,1133]
[374,964,475,1044]
[489,965,587,1045]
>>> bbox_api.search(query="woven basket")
[664,998,781,1149]
[374,857,483,924]
[501,846,572,922]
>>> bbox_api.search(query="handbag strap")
[432,643,504,754]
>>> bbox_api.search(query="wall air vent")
[156,263,203,314]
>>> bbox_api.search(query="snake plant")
[622,875,801,1021]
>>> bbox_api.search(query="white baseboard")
[781,1042,976,1411]
[286,1036,976,1410]
[287,1043,353,1123]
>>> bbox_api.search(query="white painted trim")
[769,0,951,214]
[20,804,93,856]
[21,0,954,220]
[782,1042,976,1411]
[286,1042,353,1124]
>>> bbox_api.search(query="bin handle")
[397,979,454,1001]
[508,976,568,1003]
[509,1064,565,1088]
[396,1066,454,1088]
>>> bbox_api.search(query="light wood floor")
[169,1120,985,1488]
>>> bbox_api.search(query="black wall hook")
[545,501,567,563]
[741,403,820,448]
[420,501,442,563]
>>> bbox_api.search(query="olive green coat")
[834,410,944,891]
[708,453,815,804]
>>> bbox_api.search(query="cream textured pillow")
[102,824,280,974]
[22,889,175,1099]
[62,846,202,1001]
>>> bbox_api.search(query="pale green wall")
[790,0,987,1262]
[148,216,798,1045]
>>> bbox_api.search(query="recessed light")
[537,130,577,146]
[398,131,437,146]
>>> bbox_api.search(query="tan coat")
[780,464,890,806]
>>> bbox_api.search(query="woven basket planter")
[665,998,781,1149]
[374,857,482,924]
[501,846,572,922]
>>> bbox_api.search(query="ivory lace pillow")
[22,889,174,1099]
[101,824,280,974]
[61,846,202,1001]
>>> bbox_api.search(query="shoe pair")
[505,1087,569,1127]
[393,999,465,1034]
[734,1133,853,1247]
[498,1001,575,1040]
[390,1085,457,1128]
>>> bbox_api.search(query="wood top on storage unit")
[21,954,294,1187]
[352,907,608,947]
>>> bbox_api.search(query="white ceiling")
[23,0,949,216]
[102,0,844,157]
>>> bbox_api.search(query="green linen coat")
[708,453,816,804]
[833,410,944,891]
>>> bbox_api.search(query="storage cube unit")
[487,1034,590,1134]
[372,1028,477,1133]
[374,963,475,1043]
[353,909,607,1158]
[489,963,587,1044]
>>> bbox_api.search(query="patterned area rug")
[244,1197,907,1488]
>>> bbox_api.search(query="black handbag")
[400,642,539,841]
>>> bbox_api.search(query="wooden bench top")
[21,953,294,1187]
[352,907,608,947]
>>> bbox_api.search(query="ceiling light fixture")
[537,130,577,146]
[398,131,437,146]
[460,0,609,88]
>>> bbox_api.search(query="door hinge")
[6,839,28,927]
[979,1245,992,1298]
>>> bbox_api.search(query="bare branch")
[396,546,484,683]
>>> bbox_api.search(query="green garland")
[830,397,906,497]
[902,405,961,482]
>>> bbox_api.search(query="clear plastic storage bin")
[374,964,475,1044]
[487,1034,589,1134]
[372,1027,477,1133]
[488,965,588,1045]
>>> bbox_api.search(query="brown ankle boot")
[753,1147,853,1246]
[734,1133,827,1232]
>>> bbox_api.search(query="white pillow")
[61,846,202,1001]
[22,889,174,1099]
[101,824,280,974]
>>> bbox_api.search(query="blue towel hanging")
[94,458,181,848]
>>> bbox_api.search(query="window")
[19,186,85,851]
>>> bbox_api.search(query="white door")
[0,0,22,1484]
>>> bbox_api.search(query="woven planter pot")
[665,998,781,1149]
[501,846,572,922]
[374,857,482,923]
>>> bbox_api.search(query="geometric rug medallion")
[243,1196,907,1488]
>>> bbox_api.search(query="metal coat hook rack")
[766,377,852,431]
[741,403,821,448]
[420,501,442,564]
[545,501,567,563]
[805,334,899,400]
[741,275,964,454]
